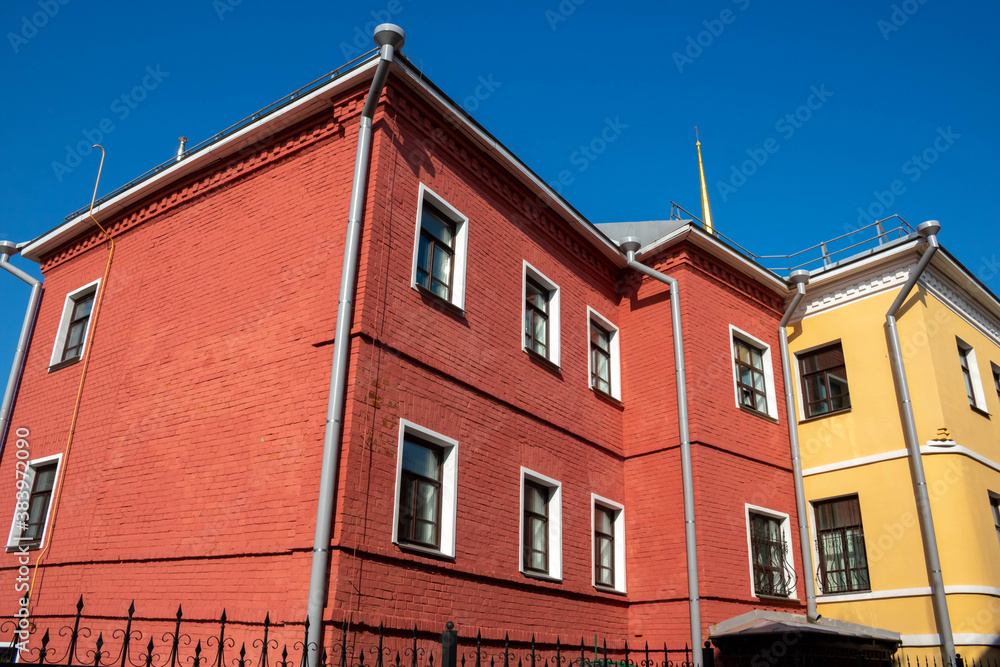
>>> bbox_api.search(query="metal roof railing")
[669,202,917,276]
[63,49,379,222]
[754,215,916,273]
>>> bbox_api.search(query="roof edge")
[21,51,627,269]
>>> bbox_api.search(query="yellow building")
[782,219,1000,661]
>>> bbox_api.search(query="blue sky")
[1,0,998,381]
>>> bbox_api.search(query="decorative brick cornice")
[679,247,785,313]
[385,85,616,282]
[40,94,364,271]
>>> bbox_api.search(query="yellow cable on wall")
[27,145,115,609]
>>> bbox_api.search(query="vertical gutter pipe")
[885,220,955,662]
[776,269,819,622]
[0,241,43,454]
[619,237,702,667]
[305,23,404,667]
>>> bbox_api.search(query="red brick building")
[0,32,814,666]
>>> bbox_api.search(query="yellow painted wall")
[788,272,1000,655]
[918,292,1000,463]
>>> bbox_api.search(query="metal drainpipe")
[619,237,702,667]
[776,269,819,622]
[305,23,404,667]
[885,220,955,662]
[0,241,43,453]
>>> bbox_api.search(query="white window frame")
[587,308,621,400]
[991,362,1000,408]
[6,453,62,550]
[519,468,563,581]
[391,419,459,558]
[988,491,1000,553]
[730,325,779,420]
[591,493,626,592]
[49,279,101,368]
[744,504,797,599]
[522,262,561,367]
[0,641,20,663]
[957,338,988,412]
[410,184,470,312]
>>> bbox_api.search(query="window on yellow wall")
[814,495,870,594]
[990,494,1000,550]
[957,338,988,413]
[798,343,851,419]
[992,363,1000,406]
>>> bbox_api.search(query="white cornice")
[793,257,915,321]
[921,267,1000,347]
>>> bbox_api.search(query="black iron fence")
[2,597,995,667]
[0,597,695,667]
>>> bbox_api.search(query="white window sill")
[522,570,562,584]
[395,540,455,561]
[412,284,465,317]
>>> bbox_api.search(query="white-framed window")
[522,263,561,367]
[0,642,19,663]
[591,494,626,592]
[519,468,562,580]
[392,420,458,558]
[810,494,871,595]
[744,504,796,599]
[6,454,62,551]
[49,279,100,369]
[794,340,852,420]
[730,326,778,420]
[988,492,1000,551]
[588,308,621,400]
[410,184,469,312]
[957,338,988,412]
[991,362,1000,407]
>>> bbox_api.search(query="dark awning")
[710,610,901,648]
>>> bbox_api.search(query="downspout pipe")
[0,241,43,454]
[619,238,703,667]
[776,270,819,622]
[305,23,404,667]
[885,221,955,662]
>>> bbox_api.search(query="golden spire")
[695,127,715,236]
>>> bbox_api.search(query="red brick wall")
[0,73,803,656]
[618,246,803,642]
